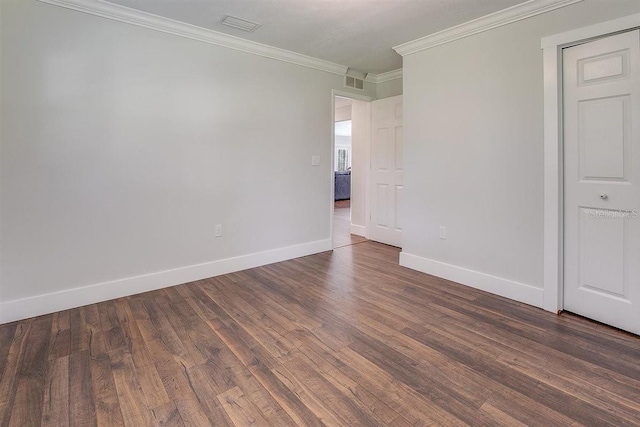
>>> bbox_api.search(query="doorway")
[331,93,371,249]
[542,15,640,335]
[562,30,640,335]
[369,95,404,248]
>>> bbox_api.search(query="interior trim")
[0,238,333,324]
[36,0,349,76]
[400,252,545,308]
[365,69,403,84]
[541,12,640,313]
[393,0,584,56]
[541,11,640,47]
[350,224,367,238]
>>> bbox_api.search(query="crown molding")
[393,0,584,56]
[541,11,640,48]
[36,0,349,76]
[365,68,403,84]
[345,69,367,80]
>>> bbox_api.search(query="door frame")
[330,90,373,249]
[542,12,640,313]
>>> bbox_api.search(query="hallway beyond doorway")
[333,200,367,248]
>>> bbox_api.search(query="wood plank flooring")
[1,241,640,426]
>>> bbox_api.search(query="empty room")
[2,0,640,425]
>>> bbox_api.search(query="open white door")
[370,95,403,247]
[563,30,640,335]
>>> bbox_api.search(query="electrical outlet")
[215,224,223,237]
[439,226,447,239]
[311,155,321,166]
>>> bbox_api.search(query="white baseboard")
[350,224,367,237]
[0,239,332,324]
[399,252,544,308]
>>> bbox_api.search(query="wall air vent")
[345,75,365,91]
[221,15,262,32]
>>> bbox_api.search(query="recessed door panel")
[395,185,403,232]
[376,184,389,228]
[395,103,403,119]
[395,126,404,171]
[579,50,628,85]
[579,96,628,181]
[377,128,389,171]
[376,105,388,120]
[579,208,626,297]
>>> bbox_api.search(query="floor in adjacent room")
[1,242,639,426]
[333,199,367,249]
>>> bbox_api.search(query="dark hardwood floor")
[1,242,640,426]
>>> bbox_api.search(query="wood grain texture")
[69,351,96,427]
[0,241,639,426]
[41,356,69,426]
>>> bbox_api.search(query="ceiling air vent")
[345,75,364,91]
[221,15,262,32]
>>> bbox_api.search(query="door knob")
[600,193,608,200]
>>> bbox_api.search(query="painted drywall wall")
[0,0,374,319]
[402,0,640,306]
[335,104,352,122]
[350,100,371,237]
[376,78,403,99]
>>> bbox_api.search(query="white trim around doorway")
[330,90,373,249]
[541,12,640,313]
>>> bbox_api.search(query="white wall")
[376,78,403,99]
[0,0,373,321]
[350,100,371,237]
[335,104,352,122]
[401,0,640,307]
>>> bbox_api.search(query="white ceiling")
[107,0,528,74]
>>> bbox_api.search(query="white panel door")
[370,95,403,247]
[564,30,640,335]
